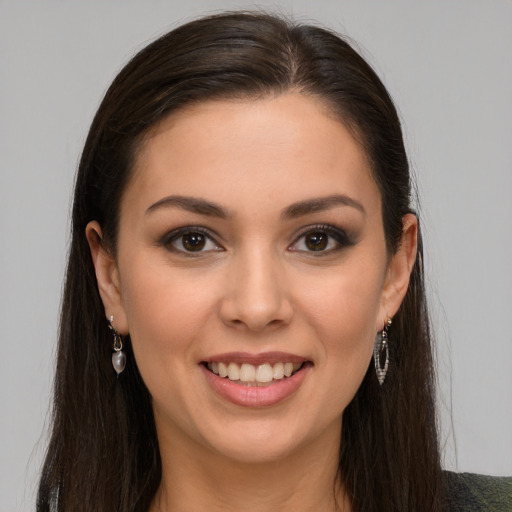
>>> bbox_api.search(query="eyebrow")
[281,194,366,219]
[145,193,365,219]
[146,195,231,219]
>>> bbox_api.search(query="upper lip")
[203,351,308,366]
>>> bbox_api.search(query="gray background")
[1,1,511,510]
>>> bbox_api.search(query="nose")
[218,247,293,332]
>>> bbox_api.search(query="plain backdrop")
[1,1,511,510]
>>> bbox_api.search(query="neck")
[150,421,350,512]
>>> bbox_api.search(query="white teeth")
[207,361,303,383]
[239,363,256,382]
[256,364,273,383]
[272,362,284,379]
[227,362,240,381]
[218,362,228,378]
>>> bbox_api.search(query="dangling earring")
[374,317,392,385]
[108,315,126,376]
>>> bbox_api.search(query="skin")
[87,93,417,512]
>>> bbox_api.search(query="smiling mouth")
[204,361,305,386]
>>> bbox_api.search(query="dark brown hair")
[38,11,443,512]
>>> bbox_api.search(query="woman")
[37,11,511,512]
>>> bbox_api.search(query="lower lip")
[201,364,310,407]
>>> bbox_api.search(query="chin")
[209,431,302,465]
[198,413,336,466]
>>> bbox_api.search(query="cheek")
[119,263,218,375]
[295,258,385,375]
[302,263,383,333]
[307,279,380,408]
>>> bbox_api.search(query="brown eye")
[305,232,328,251]
[181,232,206,252]
[164,228,222,254]
[289,225,353,254]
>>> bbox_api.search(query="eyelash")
[160,226,223,256]
[290,224,354,255]
[160,224,353,256]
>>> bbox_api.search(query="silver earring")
[374,317,392,385]
[108,315,126,376]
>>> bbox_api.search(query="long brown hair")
[38,11,443,512]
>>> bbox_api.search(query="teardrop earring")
[374,317,392,385]
[108,315,126,376]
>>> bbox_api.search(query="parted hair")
[37,11,444,512]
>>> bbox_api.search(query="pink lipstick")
[200,352,311,407]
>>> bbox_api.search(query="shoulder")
[443,471,512,512]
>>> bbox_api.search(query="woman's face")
[89,93,415,464]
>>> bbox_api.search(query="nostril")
[218,265,293,331]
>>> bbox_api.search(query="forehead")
[124,93,380,217]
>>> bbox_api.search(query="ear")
[377,213,418,329]
[85,221,129,334]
